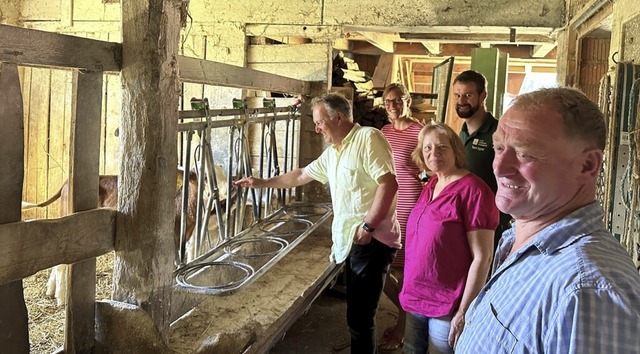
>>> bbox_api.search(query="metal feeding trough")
[175,261,254,294]
[174,203,332,295]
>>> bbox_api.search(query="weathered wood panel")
[29,68,52,220]
[0,25,121,72]
[0,209,116,286]
[0,62,30,354]
[249,62,328,81]
[578,37,610,102]
[21,67,36,221]
[64,70,104,353]
[178,56,311,95]
[114,0,182,340]
[103,73,121,175]
[48,70,73,219]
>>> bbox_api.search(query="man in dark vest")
[454,70,512,249]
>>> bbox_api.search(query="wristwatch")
[361,221,376,233]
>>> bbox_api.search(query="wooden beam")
[178,56,311,95]
[0,62,30,353]
[532,43,557,58]
[23,21,121,34]
[400,32,555,45]
[0,24,121,72]
[372,53,394,88]
[64,70,104,354]
[345,25,557,36]
[115,0,182,340]
[421,41,441,55]
[569,0,610,29]
[356,31,395,53]
[246,24,343,41]
[0,209,116,286]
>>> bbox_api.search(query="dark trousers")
[346,238,396,354]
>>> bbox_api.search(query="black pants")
[346,238,397,354]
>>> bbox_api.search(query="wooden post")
[297,81,330,203]
[64,70,103,353]
[0,63,30,353]
[114,0,181,340]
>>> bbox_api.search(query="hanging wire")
[619,78,640,260]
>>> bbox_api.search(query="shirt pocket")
[341,165,362,192]
[487,302,518,354]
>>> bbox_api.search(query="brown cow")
[24,167,229,305]
[26,169,201,245]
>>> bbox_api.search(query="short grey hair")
[510,87,606,150]
[311,93,353,122]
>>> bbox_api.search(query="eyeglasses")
[383,98,404,105]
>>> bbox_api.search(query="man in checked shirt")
[455,87,640,353]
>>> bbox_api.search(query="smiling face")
[492,104,594,222]
[383,88,409,121]
[453,81,486,119]
[313,103,341,145]
[422,131,457,174]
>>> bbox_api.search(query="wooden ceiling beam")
[400,32,555,45]
[532,43,557,58]
[421,41,441,55]
[355,31,396,53]
[246,24,343,41]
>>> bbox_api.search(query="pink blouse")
[400,173,498,317]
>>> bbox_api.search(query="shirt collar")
[501,201,605,256]
[332,123,360,151]
[462,112,495,136]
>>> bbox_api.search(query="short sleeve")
[304,149,330,184]
[364,129,395,182]
[462,176,499,231]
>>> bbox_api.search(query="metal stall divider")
[174,100,332,295]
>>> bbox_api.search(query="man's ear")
[480,90,488,103]
[581,148,603,178]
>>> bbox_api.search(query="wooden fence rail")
[0,24,118,353]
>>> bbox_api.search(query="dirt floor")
[270,288,404,354]
[25,253,404,354]
[24,252,114,353]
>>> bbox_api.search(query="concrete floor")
[270,288,404,354]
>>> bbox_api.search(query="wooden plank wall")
[579,37,611,103]
[20,31,121,221]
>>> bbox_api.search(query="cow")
[23,166,229,305]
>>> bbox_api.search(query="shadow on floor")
[270,288,404,354]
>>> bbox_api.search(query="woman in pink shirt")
[378,83,423,352]
[400,122,498,354]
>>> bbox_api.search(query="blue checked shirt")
[456,202,640,354]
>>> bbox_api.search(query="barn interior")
[1,0,640,353]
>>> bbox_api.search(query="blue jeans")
[346,238,396,354]
[404,312,454,354]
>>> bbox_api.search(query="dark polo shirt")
[460,112,512,248]
[460,112,499,194]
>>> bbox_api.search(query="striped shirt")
[381,122,423,267]
[456,202,640,354]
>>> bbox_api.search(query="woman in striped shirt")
[378,83,424,352]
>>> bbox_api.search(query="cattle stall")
[0,12,340,353]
